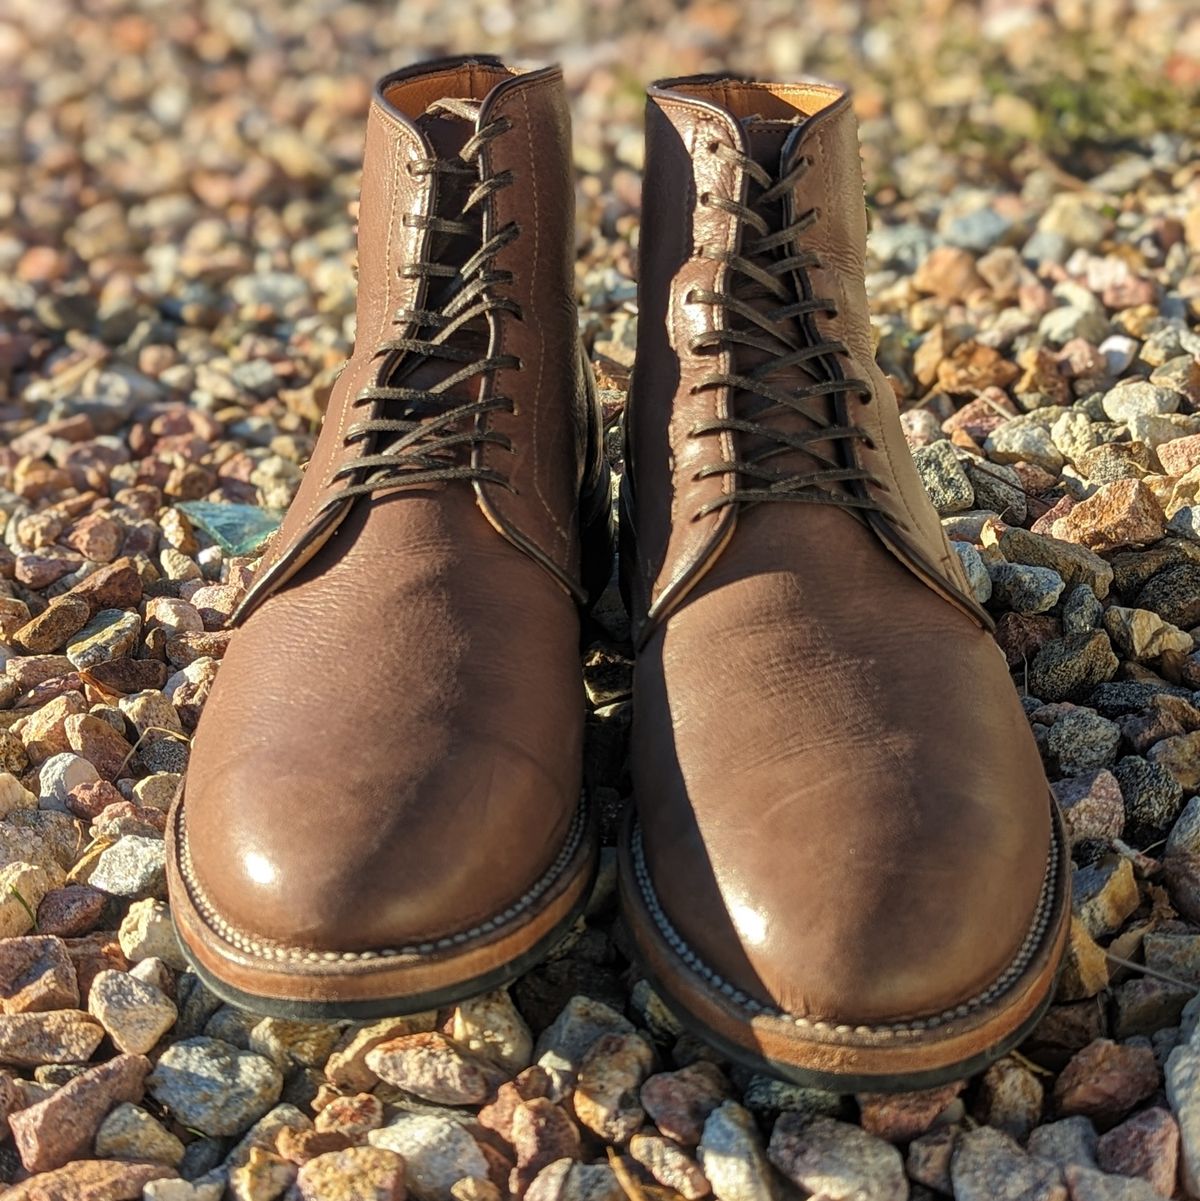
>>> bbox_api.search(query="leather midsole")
[618,799,1071,1076]
[168,789,596,1003]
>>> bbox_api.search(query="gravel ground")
[2,0,1200,1198]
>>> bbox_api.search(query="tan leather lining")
[381,63,514,118]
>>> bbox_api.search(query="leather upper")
[178,59,598,953]
[625,77,1053,1025]
[237,59,599,621]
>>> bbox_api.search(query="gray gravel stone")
[1064,1165,1163,1200]
[1102,382,1181,423]
[1027,1116,1100,1171]
[1114,756,1185,844]
[1062,584,1103,633]
[1041,305,1110,346]
[534,995,634,1100]
[1166,1045,1200,1197]
[147,1037,282,1137]
[952,1126,1067,1201]
[526,1160,622,1201]
[65,609,143,670]
[953,541,993,603]
[1164,796,1200,924]
[88,835,166,899]
[1167,506,1200,542]
[963,458,1027,523]
[37,753,99,810]
[1000,527,1113,598]
[88,969,176,1055]
[1029,632,1120,703]
[912,440,974,514]
[768,1114,906,1201]
[989,561,1065,614]
[985,424,1065,472]
[222,1103,311,1171]
[1046,709,1122,776]
[94,1102,185,1166]
[698,1102,775,1201]
[1134,564,1200,630]
[368,1111,490,1201]
[117,898,187,969]
[1052,410,1104,464]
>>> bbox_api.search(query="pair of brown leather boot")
[166,56,1070,1091]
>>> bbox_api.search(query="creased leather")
[625,76,1054,1026]
[174,59,599,957]
[235,78,435,622]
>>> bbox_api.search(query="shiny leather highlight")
[621,74,1067,1083]
[168,58,608,1014]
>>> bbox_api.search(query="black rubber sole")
[173,856,595,1021]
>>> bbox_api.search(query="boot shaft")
[237,57,603,620]
[625,76,982,640]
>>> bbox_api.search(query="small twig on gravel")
[1011,1050,1056,1077]
[9,886,36,930]
[1103,951,1199,994]
[608,1147,653,1201]
[117,725,192,777]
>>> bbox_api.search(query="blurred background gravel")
[3,2,1200,1199]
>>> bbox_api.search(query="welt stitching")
[632,818,1060,1035]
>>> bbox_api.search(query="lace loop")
[324,98,520,508]
[689,139,878,519]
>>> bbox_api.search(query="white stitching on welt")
[631,817,1060,1035]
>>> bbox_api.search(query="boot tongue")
[412,97,479,289]
[724,116,845,495]
[414,97,478,162]
[740,117,794,171]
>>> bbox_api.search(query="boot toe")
[633,560,1055,1029]
[173,495,585,959]
[181,743,576,956]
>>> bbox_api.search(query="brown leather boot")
[618,75,1070,1090]
[167,57,612,1017]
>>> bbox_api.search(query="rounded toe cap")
[177,727,583,955]
[634,576,1058,1029]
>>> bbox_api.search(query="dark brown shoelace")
[686,138,882,520]
[327,98,520,506]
